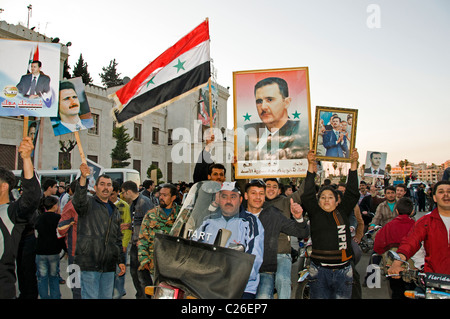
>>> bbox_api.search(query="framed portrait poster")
[312,106,358,162]
[364,150,388,178]
[233,67,312,179]
[0,39,60,117]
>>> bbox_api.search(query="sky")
[2,0,449,168]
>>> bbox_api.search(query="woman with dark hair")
[300,148,360,299]
[35,195,64,299]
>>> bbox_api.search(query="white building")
[0,20,232,184]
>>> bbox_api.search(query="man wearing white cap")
[193,181,264,299]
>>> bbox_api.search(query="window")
[133,159,141,176]
[134,123,142,142]
[167,162,172,183]
[58,152,71,169]
[87,155,98,163]
[152,127,159,145]
[168,129,173,145]
[89,113,99,135]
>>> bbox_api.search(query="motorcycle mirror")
[388,250,402,261]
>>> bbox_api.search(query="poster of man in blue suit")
[313,106,358,162]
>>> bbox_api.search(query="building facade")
[0,20,233,184]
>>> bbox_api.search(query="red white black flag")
[110,20,210,124]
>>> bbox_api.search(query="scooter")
[385,250,450,299]
[293,237,312,299]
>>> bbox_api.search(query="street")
[56,210,430,300]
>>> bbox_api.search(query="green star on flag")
[292,110,301,119]
[146,76,156,87]
[243,113,252,121]
[173,59,186,73]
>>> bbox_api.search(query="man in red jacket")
[374,197,416,298]
[388,180,450,276]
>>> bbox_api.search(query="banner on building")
[110,20,211,125]
[0,39,60,117]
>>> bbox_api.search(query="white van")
[13,168,141,188]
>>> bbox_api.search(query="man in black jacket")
[0,137,41,299]
[73,163,126,299]
[244,180,309,299]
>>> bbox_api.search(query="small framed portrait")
[233,67,312,179]
[364,151,388,178]
[312,106,358,162]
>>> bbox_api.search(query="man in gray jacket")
[262,178,305,299]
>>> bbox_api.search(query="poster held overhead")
[233,67,312,179]
[0,39,60,118]
[312,106,358,163]
[49,77,94,164]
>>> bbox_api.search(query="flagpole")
[208,77,213,129]
[74,131,87,164]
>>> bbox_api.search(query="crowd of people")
[0,137,449,300]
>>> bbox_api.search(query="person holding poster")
[16,60,51,99]
[0,137,41,299]
[51,80,94,136]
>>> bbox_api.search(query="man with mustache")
[193,182,264,299]
[72,163,126,299]
[243,77,307,160]
[138,184,180,275]
[51,81,94,136]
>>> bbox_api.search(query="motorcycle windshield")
[156,180,261,298]
[154,233,255,299]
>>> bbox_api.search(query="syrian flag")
[110,20,210,124]
[27,44,39,73]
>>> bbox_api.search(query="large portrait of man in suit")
[313,106,358,163]
[234,67,312,179]
[0,39,60,117]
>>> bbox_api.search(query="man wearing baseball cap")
[193,181,264,299]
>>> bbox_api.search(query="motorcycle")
[384,250,450,299]
[293,237,312,299]
[359,225,381,253]
[145,180,256,299]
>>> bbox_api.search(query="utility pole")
[27,4,32,28]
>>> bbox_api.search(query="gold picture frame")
[313,106,358,163]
